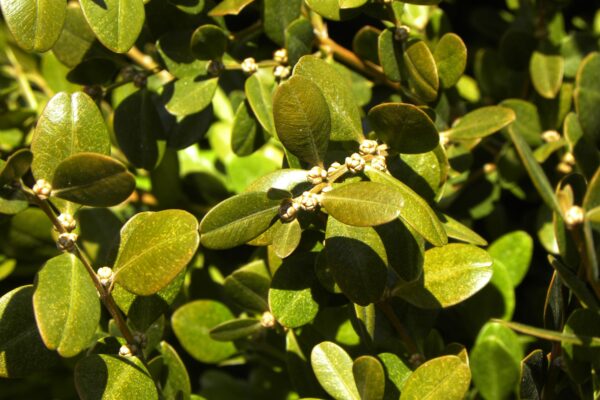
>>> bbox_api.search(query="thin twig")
[377,300,421,359]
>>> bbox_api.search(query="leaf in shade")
[0,149,33,186]
[492,318,600,347]
[499,99,543,147]
[444,106,516,140]
[378,28,402,82]
[440,214,487,246]
[51,3,97,68]
[574,52,600,146]
[530,51,564,99]
[231,101,263,156]
[0,187,28,215]
[208,0,255,16]
[223,260,270,313]
[153,342,191,400]
[32,92,110,182]
[200,192,281,249]
[488,231,533,287]
[564,112,599,180]
[209,318,263,341]
[272,219,302,258]
[273,75,331,166]
[352,355,385,400]
[156,30,208,79]
[305,0,360,21]
[113,210,200,296]
[353,26,381,65]
[263,0,303,46]
[369,103,439,154]
[321,181,404,227]
[190,25,229,60]
[33,254,100,358]
[285,17,314,66]
[403,39,439,102]
[51,153,136,207]
[79,0,144,53]
[165,77,219,117]
[433,33,467,89]
[0,0,66,52]
[245,71,276,135]
[400,356,470,400]
[519,350,546,400]
[311,341,360,400]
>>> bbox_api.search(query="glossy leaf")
[0,149,33,187]
[339,0,368,9]
[263,0,302,45]
[574,52,600,146]
[321,181,405,227]
[488,231,533,287]
[444,106,516,140]
[223,260,270,313]
[353,356,385,400]
[499,99,543,146]
[171,300,236,363]
[395,244,493,308]
[155,341,191,400]
[113,210,200,296]
[191,25,229,61]
[52,3,97,68]
[433,33,467,89]
[353,26,380,65]
[285,17,314,65]
[75,355,158,399]
[294,56,363,141]
[208,0,255,16]
[200,192,280,249]
[400,355,470,400]
[378,28,402,82]
[311,341,360,400]
[441,214,488,246]
[245,169,309,193]
[156,30,208,79]
[165,77,219,117]
[272,219,302,258]
[209,318,263,341]
[51,153,136,207]
[530,51,564,99]
[80,0,144,53]
[273,75,331,166]
[305,0,360,21]
[369,103,439,154]
[31,92,110,182]
[33,253,100,358]
[0,0,66,52]
[245,71,276,135]
[404,39,439,102]
[231,101,262,156]
[0,286,59,378]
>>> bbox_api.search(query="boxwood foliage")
[0,0,599,398]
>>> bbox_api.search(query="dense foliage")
[0,0,599,399]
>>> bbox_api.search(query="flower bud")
[97,266,114,287]
[359,139,378,155]
[57,213,76,232]
[33,179,52,200]
[345,153,366,173]
[565,205,584,228]
[241,57,258,74]
[260,311,276,328]
[273,48,288,64]
[327,162,342,177]
[274,65,291,80]
[57,232,78,252]
[307,166,328,185]
[300,191,320,211]
[279,200,299,222]
[370,155,387,172]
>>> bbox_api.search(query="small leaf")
[0,149,33,186]
[208,0,255,16]
[200,192,280,249]
[493,319,600,347]
[404,39,439,102]
[305,0,360,21]
[440,214,487,246]
[113,210,200,296]
[209,318,263,341]
[378,353,412,397]
[0,0,66,52]
[401,355,470,400]
[564,112,599,179]
[191,25,229,60]
[51,153,136,207]
[378,28,402,82]
[33,254,100,358]
[273,75,331,166]
[311,341,360,400]
[353,26,381,65]
[530,51,564,99]
[79,0,144,53]
[395,243,493,308]
[155,341,191,400]
[245,71,276,135]
[263,0,303,46]
[353,356,385,400]
[75,355,158,399]
[434,33,467,89]
[165,77,219,117]
[339,0,368,9]
[444,106,516,140]
[499,99,543,147]
[52,3,97,68]
[369,103,439,154]
[223,260,270,313]
[321,181,404,227]
[272,219,302,258]
[285,17,314,65]
[231,101,263,156]
[488,231,533,287]
[156,30,208,79]
[575,52,600,147]
[32,92,110,182]
[0,187,28,215]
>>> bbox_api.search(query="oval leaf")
[51,153,136,207]
[311,341,360,400]
[433,33,467,89]
[530,51,564,99]
[574,52,600,146]
[209,318,263,341]
[321,181,404,227]
[353,356,385,400]
[245,71,276,135]
[223,260,270,313]
[155,341,192,400]
[0,149,33,187]
[33,253,100,358]
[191,25,229,60]
[113,210,200,296]
[273,75,331,166]
[272,219,302,258]
[444,106,516,140]
[165,77,219,117]
[488,231,533,287]
[400,355,470,400]
[208,0,255,16]
[404,39,439,102]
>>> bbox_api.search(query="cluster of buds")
[260,311,276,328]
[542,130,561,143]
[279,200,300,222]
[359,139,378,155]
[345,153,366,173]
[57,213,76,232]
[564,205,584,228]
[300,191,321,211]
[274,65,291,80]
[241,57,258,75]
[119,344,137,357]
[97,266,114,287]
[57,232,78,252]
[370,155,387,171]
[394,25,411,41]
[33,179,52,200]
[273,48,288,65]
[327,161,343,177]
[307,166,328,185]
[207,59,225,76]
[557,152,575,174]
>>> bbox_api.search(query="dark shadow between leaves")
[375,219,424,283]
[388,156,436,202]
[91,0,108,10]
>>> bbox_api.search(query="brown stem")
[377,300,421,359]
[126,46,174,82]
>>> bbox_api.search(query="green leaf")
[325,217,388,305]
[492,319,600,347]
[245,71,276,135]
[273,75,331,166]
[171,300,236,363]
[321,181,404,227]
[263,0,302,46]
[369,103,439,154]
[156,30,208,79]
[79,0,144,53]
[165,77,219,117]
[154,341,192,400]
[444,106,516,140]
[353,356,385,400]
[564,112,599,179]
[114,89,166,170]
[245,169,309,193]
[286,330,325,397]
[562,309,600,382]
[209,318,263,341]
[395,243,493,308]
[404,39,439,102]
[33,254,100,358]
[269,252,320,328]
[499,99,543,147]
[208,0,255,16]
[231,101,262,156]
[273,219,302,258]
[294,56,363,141]
[113,210,200,296]
[574,52,600,146]
[0,0,66,52]
[400,355,471,400]
[305,0,360,21]
[530,51,564,99]
[311,341,360,400]
[75,355,158,400]
[471,322,523,400]
[441,214,488,246]
[191,25,229,61]
[548,256,599,312]
[365,168,446,246]
[285,17,314,66]
[0,187,28,215]
[0,285,59,378]
[488,231,533,287]
[378,353,412,397]
[200,192,280,249]
[433,33,467,89]
[52,3,97,68]
[223,260,270,313]
[31,92,110,182]
[395,145,448,202]
[378,28,402,82]
[339,0,368,9]
[51,153,136,207]
[0,149,33,186]
[353,26,381,65]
